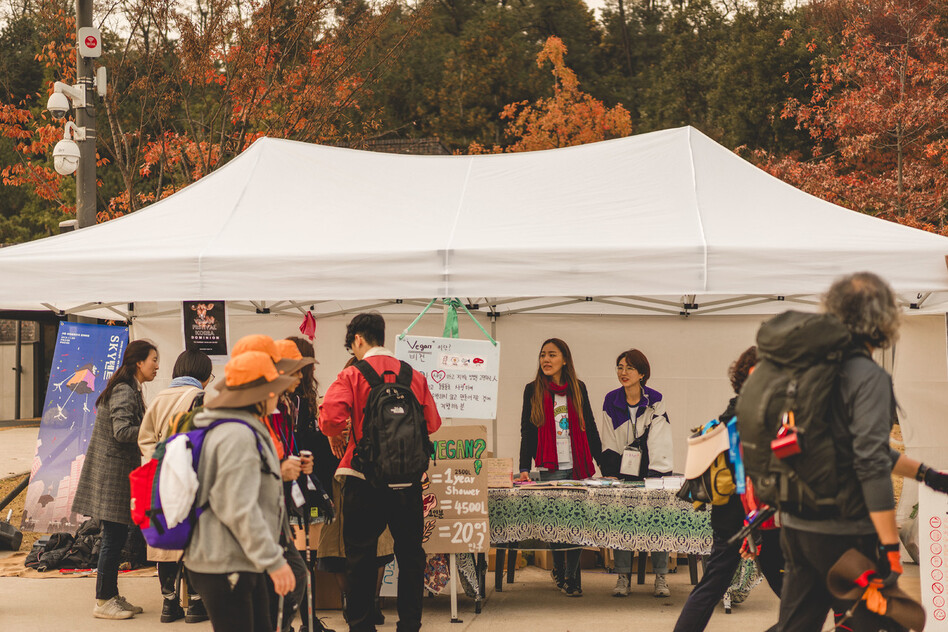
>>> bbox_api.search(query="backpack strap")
[205,418,279,479]
[354,360,383,388]
[395,361,414,388]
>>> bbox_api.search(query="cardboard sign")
[920,485,945,628]
[486,458,513,488]
[422,426,489,554]
[395,335,500,419]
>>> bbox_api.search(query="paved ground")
[0,565,785,632]
[0,425,38,478]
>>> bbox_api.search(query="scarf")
[535,380,595,479]
[169,376,203,389]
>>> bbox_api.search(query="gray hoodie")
[183,408,286,574]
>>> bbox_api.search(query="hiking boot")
[117,595,144,614]
[160,598,185,623]
[612,573,631,597]
[562,578,583,597]
[550,568,565,591]
[185,598,209,623]
[373,597,385,625]
[93,596,135,620]
[304,618,336,632]
[653,574,670,598]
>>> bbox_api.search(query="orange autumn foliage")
[470,37,631,154]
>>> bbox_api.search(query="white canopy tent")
[0,125,946,317]
[1,126,947,505]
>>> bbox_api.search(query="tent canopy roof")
[2,126,947,317]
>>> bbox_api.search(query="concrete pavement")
[0,565,783,632]
[0,425,38,478]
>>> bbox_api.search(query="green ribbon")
[443,298,462,339]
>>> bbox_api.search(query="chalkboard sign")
[395,335,500,419]
[422,425,489,554]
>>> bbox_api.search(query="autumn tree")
[759,0,948,233]
[0,0,423,241]
[470,36,631,153]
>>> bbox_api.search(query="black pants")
[344,476,425,632]
[778,526,902,632]
[673,527,784,632]
[96,520,129,600]
[188,569,272,632]
[267,542,307,632]
[157,561,199,600]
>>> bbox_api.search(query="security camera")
[53,138,80,176]
[47,92,70,119]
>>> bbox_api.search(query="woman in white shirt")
[599,349,673,598]
[518,338,601,597]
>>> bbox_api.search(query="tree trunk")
[617,0,634,77]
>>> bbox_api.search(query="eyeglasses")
[209,373,216,381]
[616,366,636,373]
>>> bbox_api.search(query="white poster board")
[919,484,943,628]
[395,335,500,419]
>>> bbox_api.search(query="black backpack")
[353,360,433,488]
[736,311,857,519]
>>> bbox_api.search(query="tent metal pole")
[490,313,498,455]
[13,320,21,420]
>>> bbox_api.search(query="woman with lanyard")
[518,338,601,597]
[599,348,674,598]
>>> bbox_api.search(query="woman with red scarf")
[518,338,601,597]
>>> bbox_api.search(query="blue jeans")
[96,520,129,600]
[539,469,582,584]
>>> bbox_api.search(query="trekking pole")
[276,594,284,632]
[305,505,314,632]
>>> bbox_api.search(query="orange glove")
[861,583,888,616]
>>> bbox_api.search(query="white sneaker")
[612,573,631,597]
[117,595,143,614]
[653,574,670,598]
[93,596,135,620]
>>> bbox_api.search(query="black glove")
[919,463,948,494]
[877,542,903,588]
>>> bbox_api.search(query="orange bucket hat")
[205,350,296,409]
[274,339,316,374]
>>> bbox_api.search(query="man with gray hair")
[776,272,948,631]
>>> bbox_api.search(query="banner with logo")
[22,322,129,532]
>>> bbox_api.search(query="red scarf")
[535,380,595,479]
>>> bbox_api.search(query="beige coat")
[138,384,203,562]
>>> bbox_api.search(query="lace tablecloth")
[489,486,712,555]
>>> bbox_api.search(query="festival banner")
[22,322,129,532]
[183,301,228,361]
[395,335,500,419]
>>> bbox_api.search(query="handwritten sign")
[422,426,489,554]
[486,458,513,488]
[395,335,500,419]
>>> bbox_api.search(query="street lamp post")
[75,0,96,229]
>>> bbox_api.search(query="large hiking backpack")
[353,360,433,488]
[736,311,855,518]
[129,418,275,550]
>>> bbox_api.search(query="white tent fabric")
[1,125,947,315]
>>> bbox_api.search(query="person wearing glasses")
[599,349,674,598]
[138,349,214,623]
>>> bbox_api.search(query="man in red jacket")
[319,313,441,632]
